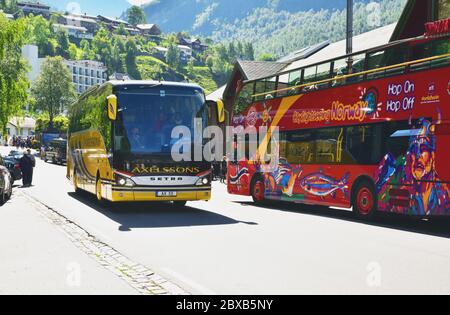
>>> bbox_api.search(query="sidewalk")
[0,192,137,295]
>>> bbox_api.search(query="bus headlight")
[115,173,136,187]
[196,174,211,186]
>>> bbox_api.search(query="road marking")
[161,267,217,295]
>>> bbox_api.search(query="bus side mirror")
[107,95,117,121]
[216,99,225,123]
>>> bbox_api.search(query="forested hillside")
[144,0,407,57]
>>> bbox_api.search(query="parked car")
[8,150,23,160]
[44,138,67,165]
[3,156,22,182]
[0,156,13,204]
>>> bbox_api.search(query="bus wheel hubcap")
[357,188,373,215]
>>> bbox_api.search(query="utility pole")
[346,0,353,55]
[346,0,354,72]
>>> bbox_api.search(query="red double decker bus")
[227,30,450,219]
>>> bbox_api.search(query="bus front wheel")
[96,176,102,202]
[352,180,377,219]
[251,176,265,204]
[73,170,80,194]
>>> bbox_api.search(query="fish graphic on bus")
[299,171,350,199]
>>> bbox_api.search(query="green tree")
[31,57,76,129]
[126,5,147,26]
[55,29,70,59]
[68,43,79,60]
[166,42,180,69]
[116,23,129,36]
[187,58,195,74]
[125,39,141,79]
[206,55,214,69]
[0,15,29,133]
[92,27,113,73]
[244,42,255,61]
[228,42,237,62]
[35,114,68,134]
[25,15,54,57]
[0,0,17,13]
[258,53,276,61]
[80,39,94,60]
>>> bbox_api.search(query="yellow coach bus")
[67,80,224,206]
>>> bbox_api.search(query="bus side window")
[343,125,382,165]
[385,121,411,159]
[314,128,344,164]
[284,131,315,164]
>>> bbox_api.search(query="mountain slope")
[143,0,407,57]
[143,0,349,34]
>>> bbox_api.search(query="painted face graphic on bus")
[409,119,436,181]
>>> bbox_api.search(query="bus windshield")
[114,86,206,156]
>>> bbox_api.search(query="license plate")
[156,191,177,197]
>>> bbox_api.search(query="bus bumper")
[110,187,212,202]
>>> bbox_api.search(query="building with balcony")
[58,14,99,34]
[136,24,162,36]
[64,60,108,94]
[16,1,50,18]
[53,24,94,40]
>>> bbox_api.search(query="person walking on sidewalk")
[20,149,36,187]
[220,156,228,184]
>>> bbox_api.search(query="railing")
[252,52,450,99]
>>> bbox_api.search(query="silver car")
[0,156,13,204]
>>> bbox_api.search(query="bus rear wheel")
[353,180,377,219]
[251,177,265,204]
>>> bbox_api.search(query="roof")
[136,24,159,30]
[110,72,133,81]
[284,23,397,72]
[17,1,50,9]
[72,13,98,20]
[206,85,226,101]
[97,15,129,25]
[237,60,290,81]
[54,24,87,32]
[64,15,98,24]
[177,45,192,50]
[179,37,202,44]
[277,41,330,63]
[108,80,203,90]
[8,117,36,129]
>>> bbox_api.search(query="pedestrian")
[220,156,228,184]
[19,149,36,187]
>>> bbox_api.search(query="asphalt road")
[12,154,450,295]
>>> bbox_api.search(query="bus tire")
[95,175,102,203]
[352,179,377,220]
[73,169,81,194]
[7,183,12,201]
[251,175,265,204]
[0,188,5,206]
